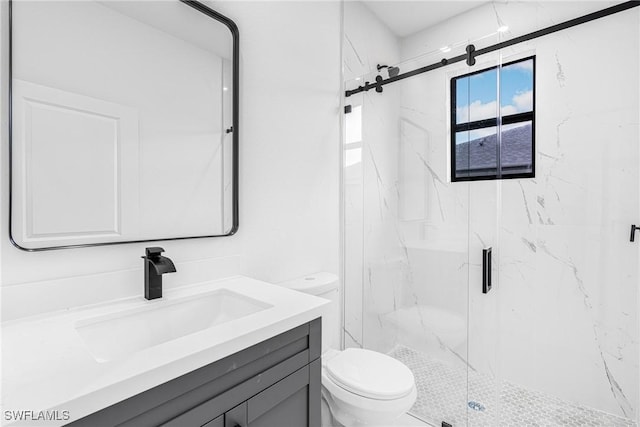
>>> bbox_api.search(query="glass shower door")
[390,49,474,426]
[452,38,503,427]
[341,29,478,423]
[468,8,640,426]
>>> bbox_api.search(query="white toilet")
[279,273,417,427]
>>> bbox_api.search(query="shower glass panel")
[342,2,477,421]
[462,36,502,427]
[343,2,639,427]
[343,89,365,349]
[484,6,639,426]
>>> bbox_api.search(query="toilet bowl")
[321,348,417,426]
[278,273,417,427]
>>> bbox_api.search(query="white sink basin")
[3,276,330,426]
[75,289,272,362]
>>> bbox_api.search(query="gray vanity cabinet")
[68,318,321,427]
[200,365,313,427]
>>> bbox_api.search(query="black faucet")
[142,247,176,300]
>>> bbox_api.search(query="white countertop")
[1,276,329,426]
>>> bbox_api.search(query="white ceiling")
[362,1,489,38]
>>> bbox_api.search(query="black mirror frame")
[7,0,239,251]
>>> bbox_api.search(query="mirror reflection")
[10,0,237,250]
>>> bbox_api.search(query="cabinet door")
[224,402,247,427]
[247,365,311,427]
[202,415,223,427]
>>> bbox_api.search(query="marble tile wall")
[343,1,639,423]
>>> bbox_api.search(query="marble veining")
[555,52,566,87]
[413,148,445,221]
[343,327,363,348]
[518,181,534,224]
[600,346,633,418]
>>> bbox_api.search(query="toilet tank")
[278,272,339,352]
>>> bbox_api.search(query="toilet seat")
[322,366,417,413]
[325,348,415,400]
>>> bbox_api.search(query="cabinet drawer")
[161,352,309,427]
[247,365,310,426]
[172,365,313,427]
[202,415,223,427]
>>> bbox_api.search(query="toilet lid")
[325,348,415,400]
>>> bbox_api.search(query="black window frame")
[450,55,536,182]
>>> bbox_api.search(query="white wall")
[0,1,340,320]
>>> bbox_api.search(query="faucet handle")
[145,247,165,259]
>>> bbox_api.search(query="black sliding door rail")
[345,1,640,97]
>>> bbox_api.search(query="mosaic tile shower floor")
[389,346,636,427]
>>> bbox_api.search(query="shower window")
[451,56,535,181]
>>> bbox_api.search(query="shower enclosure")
[341,2,639,426]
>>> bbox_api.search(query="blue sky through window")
[455,58,533,143]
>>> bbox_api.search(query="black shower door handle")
[631,225,640,242]
[483,247,492,294]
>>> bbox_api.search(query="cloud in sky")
[456,89,532,123]
[456,90,532,143]
[512,90,533,112]
[457,100,499,123]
